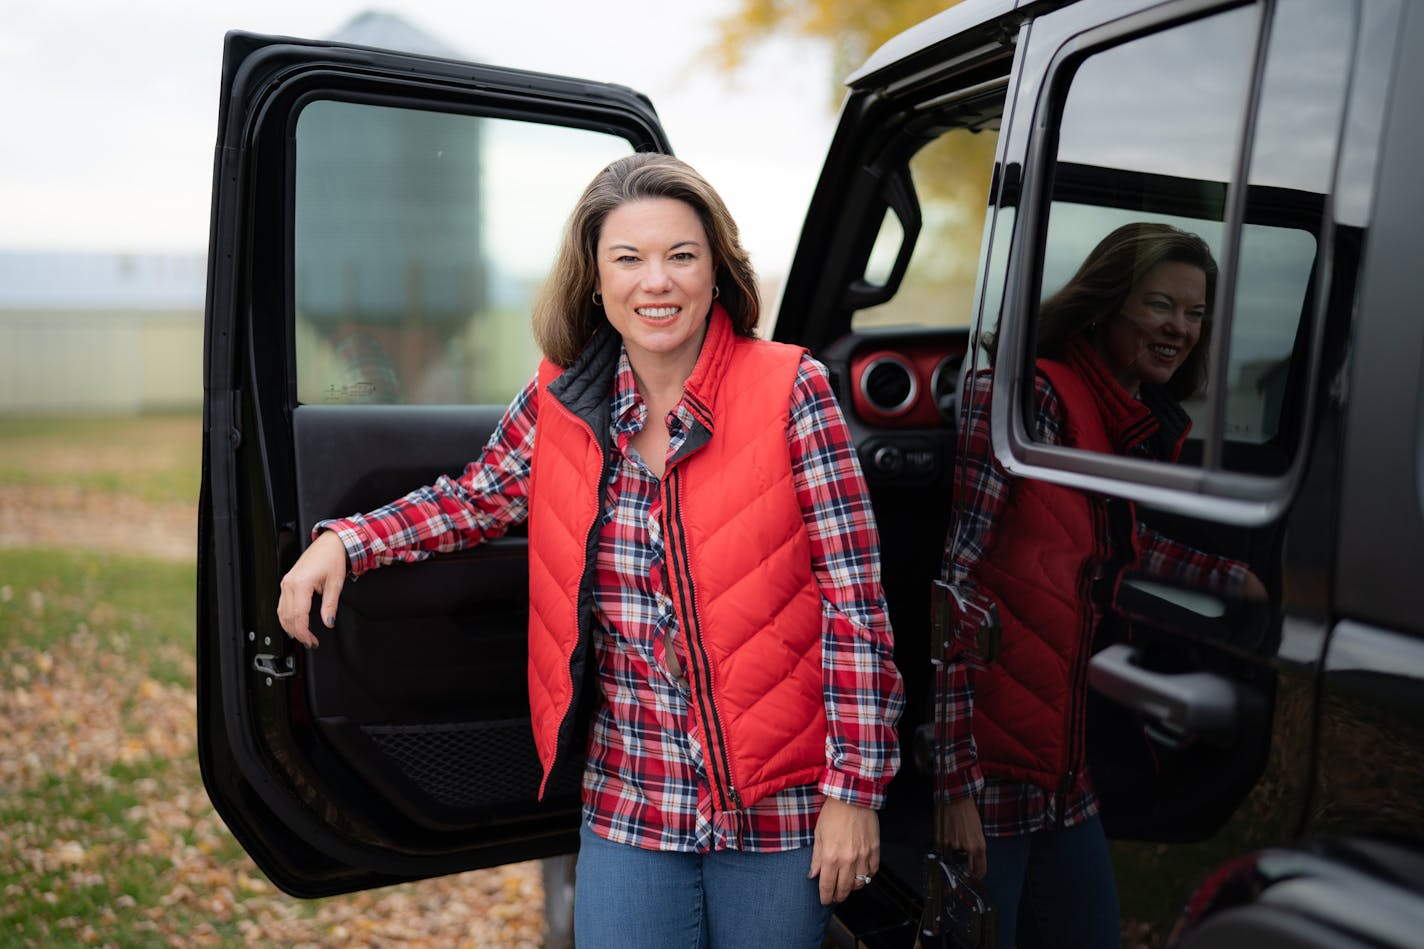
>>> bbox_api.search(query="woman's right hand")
[277,530,350,648]
[936,795,988,879]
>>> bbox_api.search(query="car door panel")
[289,404,573,834]
[951,0,1363,933]
[199,30,669,895]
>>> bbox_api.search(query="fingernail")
[322,614,334,628]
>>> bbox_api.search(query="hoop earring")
[712,285,720,299]
[591,290,603,307]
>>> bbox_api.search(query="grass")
[0,527,253,940]
[0,413,201,505]
[0,543,244,947]
[1,761,250,948]
[0,548,192,652]
[0,413,547,948]
[0,414,263,947]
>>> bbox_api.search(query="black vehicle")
[199,0,1424,944]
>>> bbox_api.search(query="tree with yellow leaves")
[710,0,993,329]
[709,0,964,97]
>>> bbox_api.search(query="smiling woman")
[1036,222,1218,404]
[936,220,1263,949]
[595,199,718,374]
[275,152,904,949]
[1100,260,1207,396]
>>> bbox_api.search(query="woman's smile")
[1097,260,1206,395]
[595,197,716,376]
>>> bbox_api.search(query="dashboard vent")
[931,355,963,422]
[860,356,918,415]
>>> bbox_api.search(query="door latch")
[253,653,295,680]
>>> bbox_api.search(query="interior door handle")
[1088,643,1238,735]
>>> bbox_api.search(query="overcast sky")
[0,0,841,277]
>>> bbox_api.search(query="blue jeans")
[572,823,834,949]
[982,814,1120,948]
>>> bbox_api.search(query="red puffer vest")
[969,339,1184,792]
[525,306,825,814]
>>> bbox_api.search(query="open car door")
[197,31,670,897]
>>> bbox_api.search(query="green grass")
[0,538,281,948]
[0,414,219,946]
[0,412,201,505]
[0,760,253,949]
[0,548,193,659]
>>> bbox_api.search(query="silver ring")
[855,873,873,886]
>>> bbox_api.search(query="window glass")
[293,102,632,405]
[854,126,999,330]
[863,208,906,288]
[1040,203,1316,446]
[1032,6,1300,465]
[1220,0,1352,461]
[1029,0,1352,470]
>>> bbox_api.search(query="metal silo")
[294,12,485,403]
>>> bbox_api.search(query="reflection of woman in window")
[935,223,1263,947]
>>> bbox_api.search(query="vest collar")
[1062,337,1193,461]
[1063,336,1161,456]
[544,303,737,460]
[677,303,737,433]
[546,320,623,423]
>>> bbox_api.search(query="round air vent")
[859,355,919,416]
[931,354,963,422]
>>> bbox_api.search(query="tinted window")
[293,103,632,405]
[1027,0,1350,472]
[1036,6,1256,454]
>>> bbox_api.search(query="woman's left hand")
[809,797,881,905]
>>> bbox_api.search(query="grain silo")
[293,11,486,404]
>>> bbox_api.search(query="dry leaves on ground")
[0,479,555,947]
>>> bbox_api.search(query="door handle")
[1088,643,1238,735]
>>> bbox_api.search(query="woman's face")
[1097,260,1206,396]
[595,197,716,376]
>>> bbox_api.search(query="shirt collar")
[611,345,643,434]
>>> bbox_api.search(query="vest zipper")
[1060,500,1108,822]
[539,393,612,798]
[662,468,742,815]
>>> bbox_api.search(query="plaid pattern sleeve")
[934,372,1062,803]
[317,376,540,575]
[942,373,1063,589]
[1135,524,1250,596]
[789,356,906,810]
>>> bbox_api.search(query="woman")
[277,153,904,948]
[935,222,1263,948]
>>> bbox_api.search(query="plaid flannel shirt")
[323,347,904,853]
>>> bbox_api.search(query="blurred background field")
[0,413,548,948]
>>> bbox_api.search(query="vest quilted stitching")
[525,308,825,808]
[969,359,1141,790]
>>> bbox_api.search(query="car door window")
[201,31,671,895]
[1037,5,1257,452]
[989,0,1355,518]
[294,102,632,406]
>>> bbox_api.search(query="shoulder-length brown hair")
[1038,221,1218,400]
[532,152,761,368]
